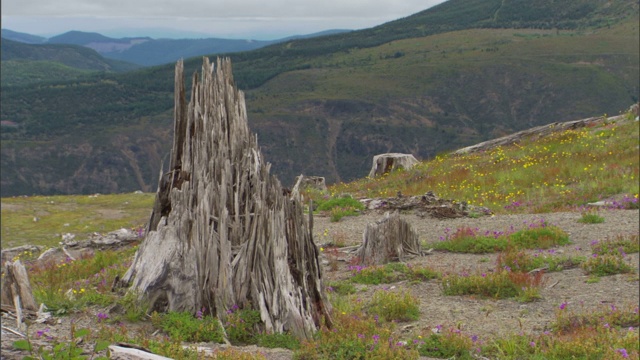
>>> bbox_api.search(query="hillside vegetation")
[2,109,637,249]
[0,0,638,196]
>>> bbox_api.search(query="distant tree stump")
[119,58,331,340]
[355,212,423,265]
[368,153,419,178]
[291,175,328,199]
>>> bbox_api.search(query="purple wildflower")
[97,312,109,322]
[530,341,536,347]
[617,348,629,358]
[559,302,568,310]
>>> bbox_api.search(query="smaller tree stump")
[355,212,423,265]
[1,260,38,329]
[368,153,418,178]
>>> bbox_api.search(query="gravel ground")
[2,208,638,360]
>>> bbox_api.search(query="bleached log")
[108,345,172,360]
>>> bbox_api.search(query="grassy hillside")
[0,0,638,196]
[2,109,637,249]
[326,113,639,214]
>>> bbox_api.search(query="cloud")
[3,0,441,19]
[1,0,446,39]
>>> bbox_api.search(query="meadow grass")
[349,262,440,285]
[441,268,545,302]
[429,220,570,253]
[1,192,154,249]
[322,117,639,214]
[496,247,584,273]
[578,208,606,224]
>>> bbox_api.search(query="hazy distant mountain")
[1,29,47,44]
[0,38,141,86]
[40,29,351,66]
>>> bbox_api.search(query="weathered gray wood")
[1,245,42,264]
[452,114,629,155]
[109,345,172,360]
[368,153,418,178]
[355,212,423,265]
[120,58,331,340]
[1,260,38,329]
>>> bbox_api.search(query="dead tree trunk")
[120,58,331,339]
[355,212,423,265]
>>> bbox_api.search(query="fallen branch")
[1,325,26,337]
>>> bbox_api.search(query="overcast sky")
[2,0,447,40]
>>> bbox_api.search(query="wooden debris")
[109,345,172,360]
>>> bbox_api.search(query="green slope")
[0,38,141,86]
[0,0,638,196]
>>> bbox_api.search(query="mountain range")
[1,0,638,197]
[2,28,350,66]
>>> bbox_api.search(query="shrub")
[366,290,420,322]
[442,269,545,301]
[591,235,639,256]
[225,308,262,344]
[432,227,506,253]
[417,332,474,359]
[577,209,605,224]
[151,311,225,343]
[553,303,640,333]
[327,281,357,296]
[581,254,633,276]
[431,222,569,253]
[349,263,440,285]
[496,247,584,273]
[315,196,365,222]
[256,332,300,350]
[349,264,402,285]
[507,223,570,249]
[294,313,418,360]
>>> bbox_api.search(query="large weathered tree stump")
[355,212,424,265]
[120,58,331,339]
